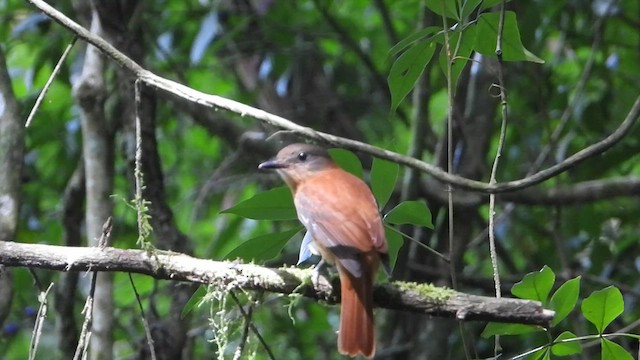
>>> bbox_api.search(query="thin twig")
[28,282,54,360]
[385,224,449,262]
[441,7,472,360]
[509,332,639,360]
[25,36,78,128]
[232,308,252,360]
[28,268,45,292]
[73,218,112,360]
[488,1,509,355]
[128,274,157,360]
[582,317,640,350]
[133,80,154,252]
[73,275,95,360]
[229,291,275,360]
[23,0,640,194]
[440,0,457,291]
[231,291,254,360]
[134,79,145,247]
[98,217,112,248]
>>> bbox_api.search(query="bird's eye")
[297,152,308,161]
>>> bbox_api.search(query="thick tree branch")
[24,0,640,194]
[0,241,554,327]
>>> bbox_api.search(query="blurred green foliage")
[1,0,639,358]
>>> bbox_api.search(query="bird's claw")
[311,259,327,285]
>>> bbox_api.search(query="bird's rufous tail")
[337,254,377,358]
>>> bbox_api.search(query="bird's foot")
[311,259,327,286]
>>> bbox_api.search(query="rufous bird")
[259,143,389,358]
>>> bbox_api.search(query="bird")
[259,143,389,358]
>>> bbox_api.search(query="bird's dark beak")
[258,160,287,170]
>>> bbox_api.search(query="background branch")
[25,0,640,194]
[0,38,22,329]
[54,160,85,358]
[72,7,114,358]
[422,177,640,207]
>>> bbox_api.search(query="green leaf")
[530,348,551,360]
[221,186,296,220]
[224,227,303,262]
[601,338,633,360]
[480,322,543,338]
[388,40,436,113]
[384,226,404,270]
[474,11,544,63]
[511,265,555,303]
[328,148,363,178]
[581,286,624,334]
[551,331,582,356]
[181,285,207,319]
[387,27,440,60]
[425,0,459,19]
[550,276,581,326]
[384,200,433,228]
[370,157,399,208]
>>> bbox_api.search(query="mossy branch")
[0,241,553,326]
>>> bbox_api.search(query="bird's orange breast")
[293,167,387,256]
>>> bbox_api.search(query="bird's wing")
[297,231,318,265]
[294,169,386,278]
